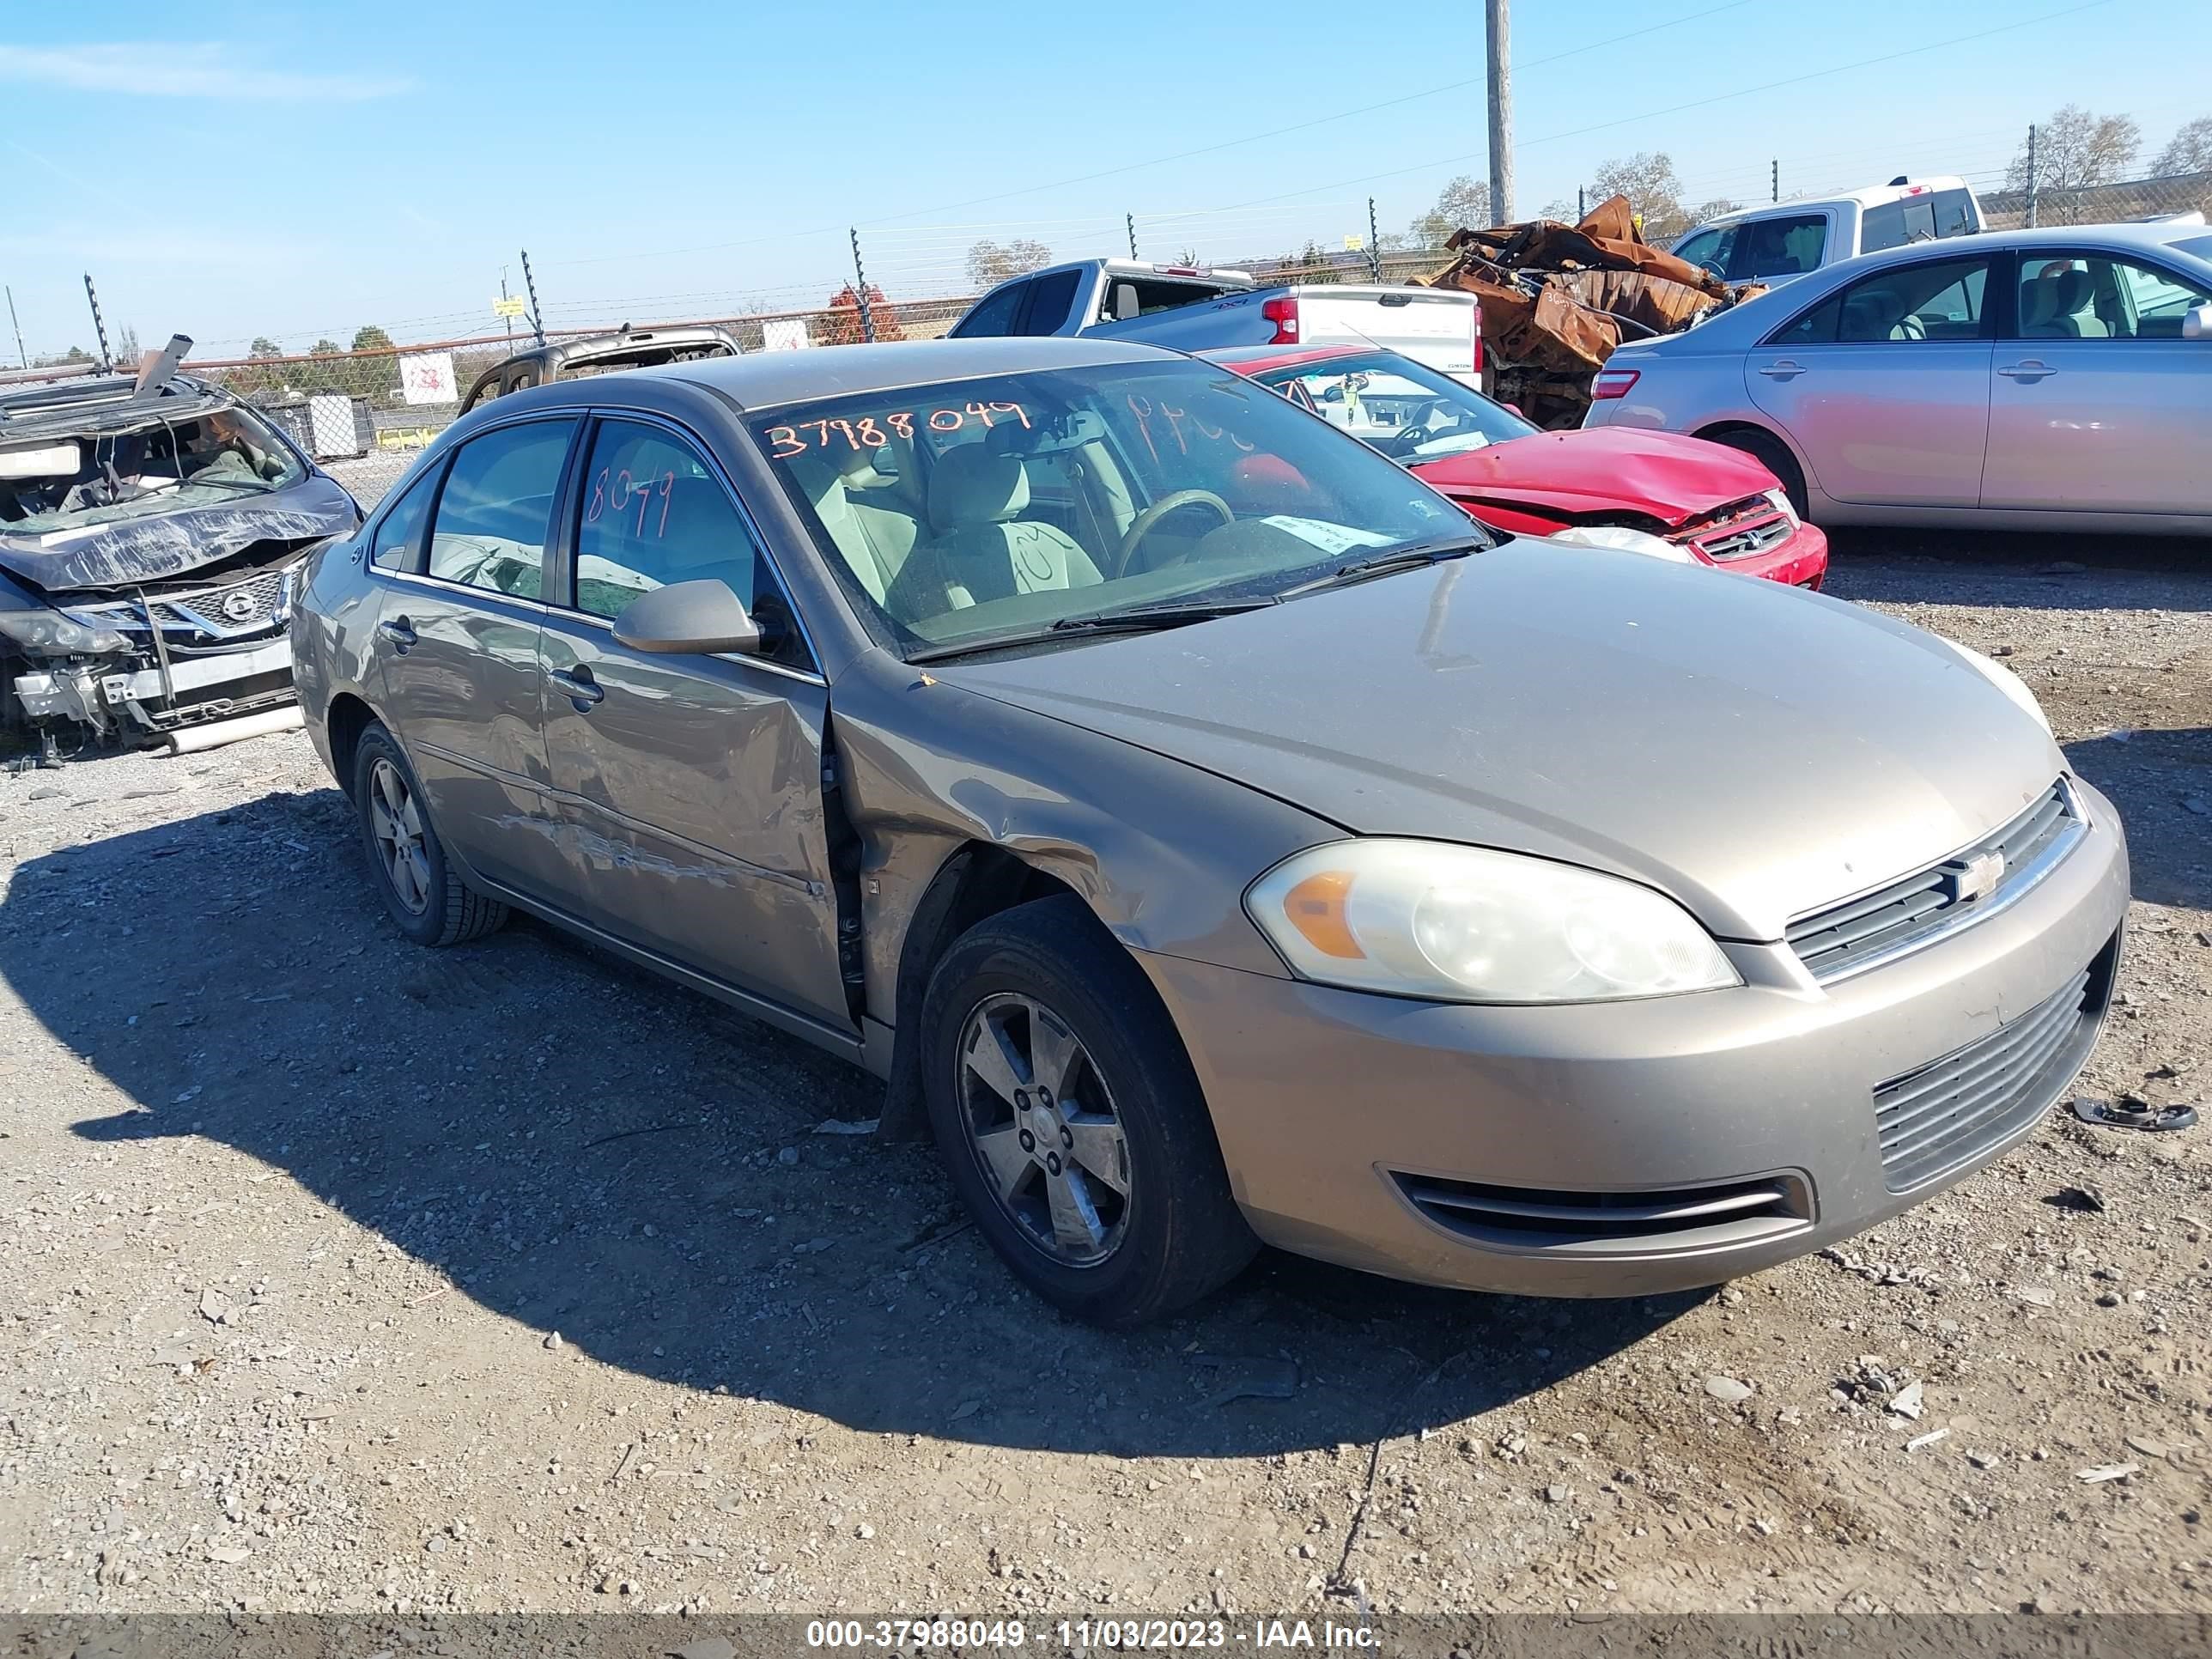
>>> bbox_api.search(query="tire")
[351,722,508,948]
[1707,426,1809,521]
[920,895,1256,1327]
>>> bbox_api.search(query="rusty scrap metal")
[1420,194,1765,427]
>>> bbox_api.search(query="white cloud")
[0,41,413,102]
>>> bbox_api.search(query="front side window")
[370,465,439,572]
[1014,270,1080,336]
[1672,225,1729,274]
[2015,252,2212,339]
[1252,350,1536,463]
[1731,214,1826,278]
[1770,258,1990,345]
[750,360,1469,659]
[570,419,810,670]
[425,418,576,599]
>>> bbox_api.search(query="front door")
[1982,248,2212,514]
[1746,253,1996,508]
[536,414,852,1033]
[369,416,577,894]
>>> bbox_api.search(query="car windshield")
[750,359,1472,657]
[1245,350,1536,463]
[0,403,305,536]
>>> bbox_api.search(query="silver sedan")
[1583,222,2212,533]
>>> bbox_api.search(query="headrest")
[928,446,1029,532]
[836,444,885,485]
[2051,268,2094,312]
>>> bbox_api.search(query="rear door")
[1745,253,1996,507]
[535,412,852,1033]
[1982,247,2212,514]
[1297,289,1481,385]
[371,416,578,895]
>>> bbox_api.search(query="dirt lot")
[2,537,2209,1624]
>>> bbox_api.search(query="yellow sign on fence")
[492,296,526,318]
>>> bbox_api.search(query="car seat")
[883,447,1102,621]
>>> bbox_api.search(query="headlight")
[1547,524,1696,563]
[1245,839,1740,1004]
[1761,487,1800,528]
[0,605,129,658]
[1945,638,2050,734]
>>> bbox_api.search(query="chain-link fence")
[1979,167,2212,230]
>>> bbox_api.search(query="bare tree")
[1589,151,1692,238]
[965,239,1053,287]
[1408,174,1492,246]
[2153,115,2212,176]
[2008,105,2142,193]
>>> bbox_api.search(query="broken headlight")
[0,604,130,659]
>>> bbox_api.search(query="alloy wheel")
[367,757,433,916]
[956,992,1132,1267]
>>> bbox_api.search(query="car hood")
[1411,428,1777,527]
[941,540,2063,942]
[0,473,360,592]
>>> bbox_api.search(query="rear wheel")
[921,895,1256,1327]
[1705,426,1809,521]
[351,723,507,948]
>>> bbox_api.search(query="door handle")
[377,616,416,653]
[549,665,605,708]
[1756,360,1805,379]
[1996,361,2056,380]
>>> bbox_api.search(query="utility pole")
[1484,0,1514,225]
[4,285,25,368]
[500,266,514,350]
[2025,125,2040,228]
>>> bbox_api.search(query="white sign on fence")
[398,351,458,404]
[761,319,812,352]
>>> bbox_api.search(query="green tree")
[349,325,398,403]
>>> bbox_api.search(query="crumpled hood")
[1413,427,1778,527]
[0,473,359,592]
[942,540,2063,942]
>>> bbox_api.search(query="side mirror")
[2184,303,2212,342]
[612,579,763,655]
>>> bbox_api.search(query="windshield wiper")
[1276,534,1491,599]
[903,599,1272,664]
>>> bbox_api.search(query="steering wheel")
[1113,489,1233,575]
[1380,402,1446,457]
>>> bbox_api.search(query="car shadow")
[9,788,1694,1457]
[1822,526,2212,611]
[2063,726,2212,910]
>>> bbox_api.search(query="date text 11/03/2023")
[802,1618,1382,1649]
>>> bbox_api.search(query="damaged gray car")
[0,339,362,757]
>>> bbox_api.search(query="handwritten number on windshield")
[766,403,1032,459]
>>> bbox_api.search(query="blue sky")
[1,0,2205,361]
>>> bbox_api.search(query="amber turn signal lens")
[1281,870,1365,959]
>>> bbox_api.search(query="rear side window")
[425,418,577,599]
[1013,269,1081,336]
[1730,214,1826,278]
[369,466,439,572]
[951,280,1029,337]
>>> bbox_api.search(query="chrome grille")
[1671,495,1794,562]
[1787,780,2079,981]
[73,565,295,645]
[1394,1171,1811,1249]
[1872,957,2104,1192]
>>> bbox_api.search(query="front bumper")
[9,638,295,738]
[1701,521,1828,588]
[1138,781,2128,1297]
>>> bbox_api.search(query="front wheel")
[1705,426,1809,521]
[921,896,1256,1327]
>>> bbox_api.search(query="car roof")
[1698,177,1975,228]
[1816,219,2212,276]
[650,334,1185,410]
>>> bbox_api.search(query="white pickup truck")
[948,258,1482,386]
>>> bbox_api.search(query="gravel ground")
[2,538,2208,1622]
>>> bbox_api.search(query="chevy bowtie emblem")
[1948,849,2004,904]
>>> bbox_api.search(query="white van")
[1669,177,1984,288]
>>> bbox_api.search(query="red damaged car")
[1208,344,1828,587]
